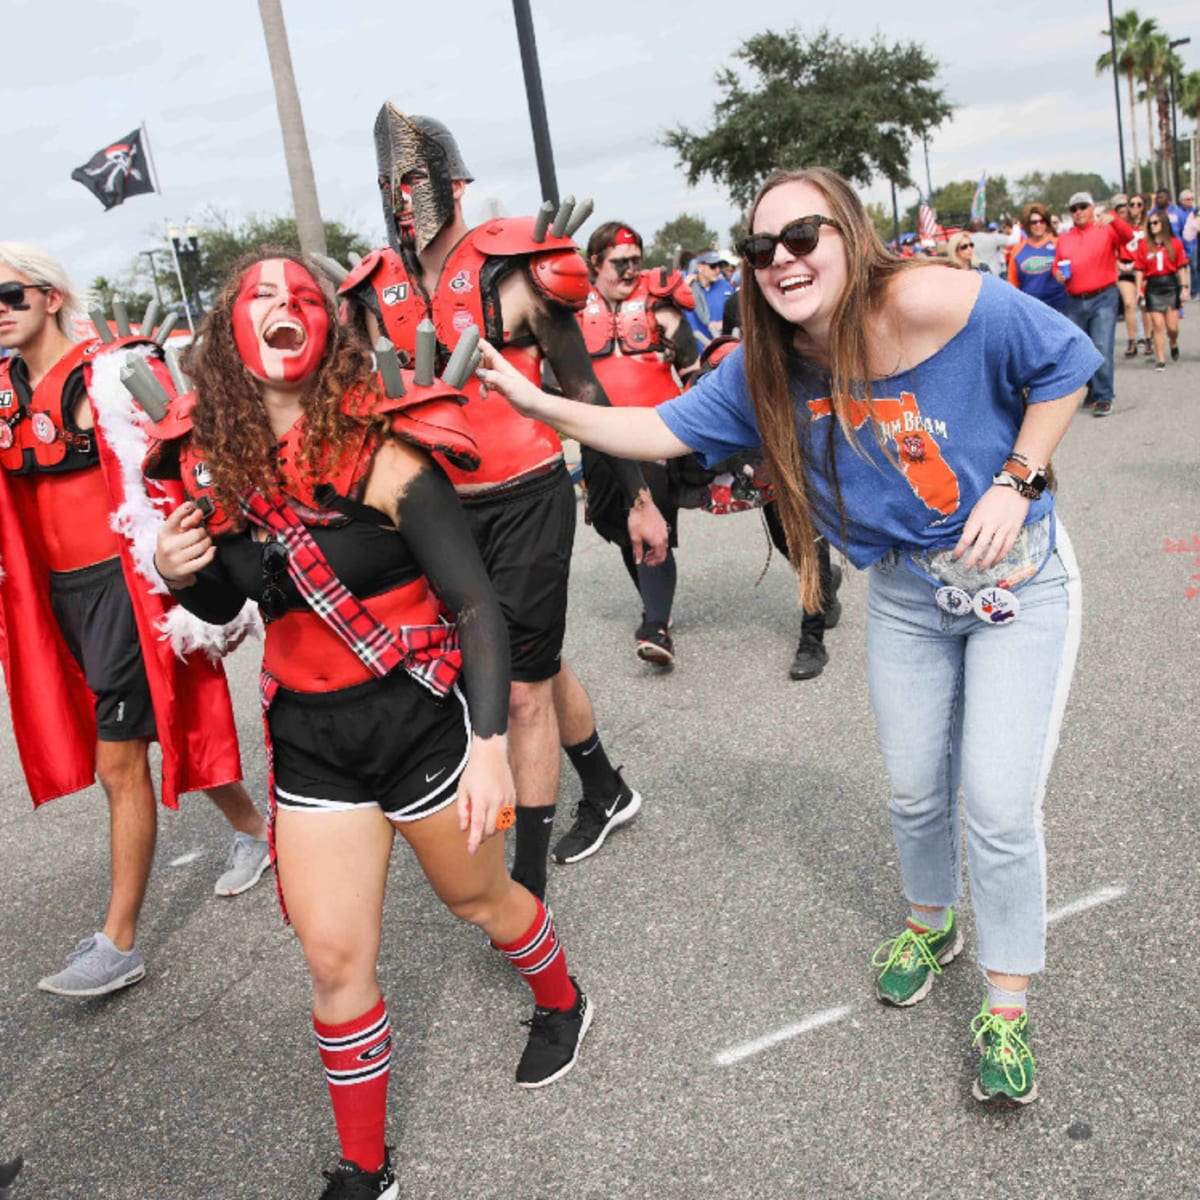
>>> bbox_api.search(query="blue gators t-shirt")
[657,274,1102,568]
[1010,240,1068,312]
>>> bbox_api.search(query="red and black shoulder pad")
[345,382,480,474]
[80,332,162,364]
[337,248,387,298]
[692,335,740,383]
[470,216,590,310]
[645,267,695,311]
[142,392,198,480]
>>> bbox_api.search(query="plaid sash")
[242,489,461,697]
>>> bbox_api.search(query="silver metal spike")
[348,251,362,266]
[374,338,406,398]
[550,196,575,239]
[442,326,480,390]
[563,197,594,239]
[120,354,170,421]
[154,312,181,345]
[140,299,162,339]
[311,253,348,286]
[414,320,437,386]
[90,307,114,343]
[164,344,191,395]
[531,201,555,244]
[112,298,132,337]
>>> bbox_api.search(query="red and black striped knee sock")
[313,997,391,1173]
[494,898,577,1011]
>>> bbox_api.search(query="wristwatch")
[994,456,1048,500]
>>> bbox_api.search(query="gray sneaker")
[37,933,145,997]
[214,832,271,896]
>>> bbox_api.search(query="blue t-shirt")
[657,274,1102,568]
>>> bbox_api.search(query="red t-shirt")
[1053,215,1135,294]
[1134,237,1186,279]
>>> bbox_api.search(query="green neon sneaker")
[971,1003,1037,1106]
[871,910,964,1006]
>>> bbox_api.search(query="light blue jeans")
[865,523,1082,976]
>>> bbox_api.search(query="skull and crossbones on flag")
[71,127,157,210]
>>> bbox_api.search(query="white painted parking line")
[169,850,203,867]
[1047,884,1126,924]
[714,1004,854,1067]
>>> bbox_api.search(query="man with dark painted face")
[0,242,269,999]
[340,108,666,895]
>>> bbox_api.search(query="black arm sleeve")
[668,309,701,372]
[531,298,651,506]
[167,545,248,626]
[393,464,511,739]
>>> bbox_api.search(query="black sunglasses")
[609,255,643,278]
[0,281,52,309]
[1069,203,1091,213]
[259,539,290,623]
[738,216,840,270]
[959,241,975,250]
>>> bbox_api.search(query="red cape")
[0,350,242,809]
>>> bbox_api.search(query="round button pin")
[972,586,1020,624]
[31,412,56,444]
[935,585,973,616]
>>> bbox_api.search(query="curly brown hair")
[184,249,377,528]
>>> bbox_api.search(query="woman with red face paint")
[150,253,593,1199]
[475,168,1104,1110]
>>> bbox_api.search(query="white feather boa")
[88,345,262,663]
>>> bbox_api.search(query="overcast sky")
[3,0,1196,291]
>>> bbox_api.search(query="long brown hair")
[740,167,915,609]
[184,249,376,527]
[1144,211,1181,263]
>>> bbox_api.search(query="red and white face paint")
[231,258,330,384]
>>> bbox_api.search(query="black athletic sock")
[511,805,555,901]
[618,544,640,591]
[636,550,676,626]
[564,731,621,798]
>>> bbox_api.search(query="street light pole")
[167,219,202,335]
[1169,38,1191,199]
[139,251,163,307]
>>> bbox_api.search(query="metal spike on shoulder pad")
[348,251,362,266]
[442,326,480,391]
[154,312,181,345]
[90,306,114,343]
[164,343,191,395]
[550,196,575,239]
[120,353,170,421]
[414,319,437,386]
[311,253,349,286]
[531,201,555,244]
[112,297,132,337]
[563,197,593,239]
[374,338,406,397]
[140,299,162,339]
[466,347,482,378]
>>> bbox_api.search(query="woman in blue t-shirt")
[477,166,1100,1109]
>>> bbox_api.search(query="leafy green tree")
[89,275,153,323]
[1014,171,1120,212]
[644,214,718,268]
[866,201,894,243]
[131,210,371,307]
[902,175,1017,231]
[663,27,953,209]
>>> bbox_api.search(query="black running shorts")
[460,463,576,683]
[581,450,679,551]
[269,674,470,821]
[49,557,156,742]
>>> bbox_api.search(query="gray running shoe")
[214,832,271,897]
[37,933,145,997]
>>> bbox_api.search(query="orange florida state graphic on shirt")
[808,391,960,517]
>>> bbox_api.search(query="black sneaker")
[551,771,643,864]
[516,978,593,1088]
[789,633,829,680]
[318,1148,398,1200]
[635,619,674,666]
[1170,345,1180,362]
[1092,401,1113,417]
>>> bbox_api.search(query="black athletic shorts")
[460,463,575,683]
[49,557,156,742]
[270,673,470,821]
[1144,276,1182,313]
[581,449,679,551]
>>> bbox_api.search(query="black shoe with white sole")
[318,1148,398,1200]
[516,978,593,1088]
[551,771,643,864]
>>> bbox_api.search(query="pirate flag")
[71,128,157,210]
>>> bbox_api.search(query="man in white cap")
[1052,191,1134,418]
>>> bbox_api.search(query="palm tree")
[257,0,327,256]
[1098,10,1145,195]
[1179,70,1200,194]
[1130,17,1165,191]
